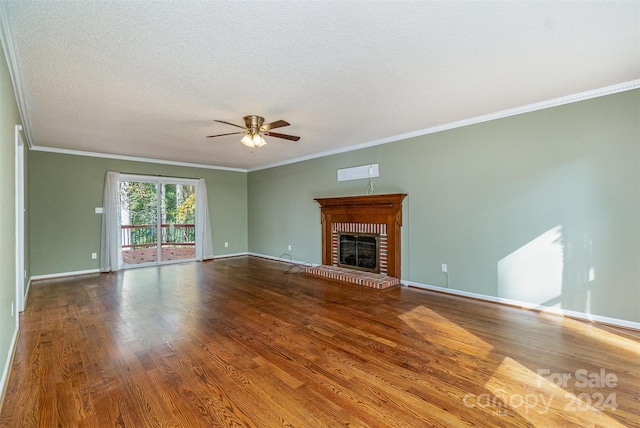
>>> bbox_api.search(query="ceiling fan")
[206,115,300,148]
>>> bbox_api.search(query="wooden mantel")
[314,193,407,279]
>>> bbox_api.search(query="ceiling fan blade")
[266,131,300,141]
[261,120,290,131]
[214,120,246,129]
[206,131,243,138]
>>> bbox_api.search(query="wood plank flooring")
[1,256,639,427]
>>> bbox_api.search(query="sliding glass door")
[119,176,197,267]
[160,183,196,262]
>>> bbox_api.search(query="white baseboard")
[0,326,19,410]
[22,277,31,309]
[212,252,249,259]
[403,280,640,331]
[29,256,255,279]
[27,261,637,329]
[247,252,318,267]
[30,268,101,281]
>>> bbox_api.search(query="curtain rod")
[117,172,201,181]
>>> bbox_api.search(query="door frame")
[15,125,25,316]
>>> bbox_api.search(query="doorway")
[119,176,197,267]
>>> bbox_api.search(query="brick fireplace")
[313,193,406,280]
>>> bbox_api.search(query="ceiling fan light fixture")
[254,134,266,147]
[241,134,254,147]
[241,132,266,148]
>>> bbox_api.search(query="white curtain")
[195,178,214,261]
[100,171,122,272]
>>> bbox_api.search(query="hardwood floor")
[1,256,639,427]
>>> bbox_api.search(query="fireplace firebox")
[338,233,380,273]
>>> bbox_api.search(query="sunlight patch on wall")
[498,226,564,306]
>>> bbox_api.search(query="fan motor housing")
[244,115,265,132]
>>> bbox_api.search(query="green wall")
[0,41,23,394]
[248,90,640,323]
[29,152,248,276]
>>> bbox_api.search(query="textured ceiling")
[2,1,639,171]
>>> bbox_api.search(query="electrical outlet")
[288,245,292,251]
[441,264,448,273]
[11,301,14,317]
[92,252,97,260]
[224,242,229,248]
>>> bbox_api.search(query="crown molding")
[249,79,640,172]
[30,145,247,173]
[0,1,33,149]
[16,78,640,174]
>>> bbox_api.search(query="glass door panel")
[160,183,196,262]
[120,181,159,266]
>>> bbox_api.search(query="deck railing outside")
[121,224,195,249]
